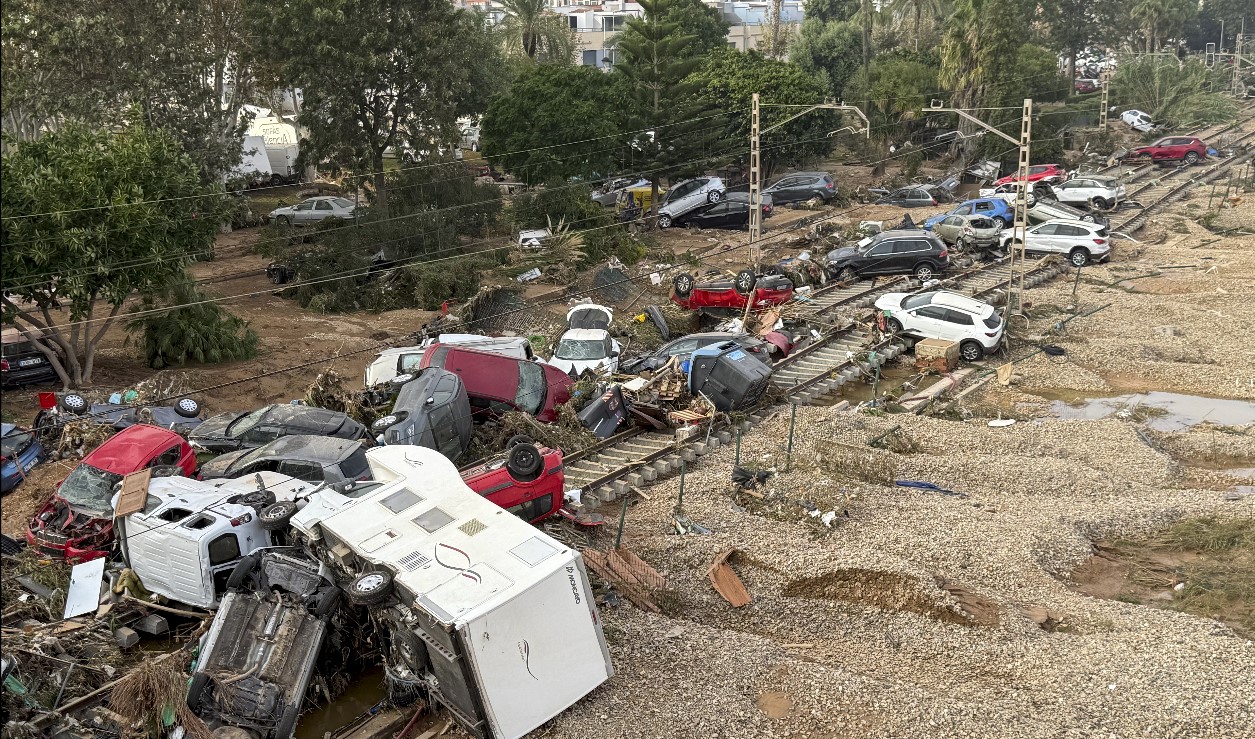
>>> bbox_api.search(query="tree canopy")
[792,19,865,101]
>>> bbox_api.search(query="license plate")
[22,458,37,472]
[18,358,42,367]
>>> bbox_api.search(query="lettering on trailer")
[566,566,582,604]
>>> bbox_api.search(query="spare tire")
[259,501,298,531]
[506,434,534,449]
[238,489,277,511]
[506,443,544,482]
[346,571,394,606]
[174,398,200,418]
[734,269,756,296]
[60,393,88,415]
[672,273,695,298]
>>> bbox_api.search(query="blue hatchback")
[923,198,1014,231]
[1,423,45,494]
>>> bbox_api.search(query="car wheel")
[707,190,724,203]
[1070,248,1090,267]
[186,673,212,712]
[259,501,298,531]
[1091,197,1109,211]
[346,571,394,606]
[506,443,544,483]
[276,216,291,227]
[238,489,277,511]
[959,340,984,362]
[1026,194,1037,208]
[313,587,342,619]
[991,216,1008,229]
[60,393,88,415]
[507,434,534,449]
[1184,151,1200,165]
[658,213,673,229]
[174,398,200,418]
[226,553,262,592]
[886,317,903,334]
[914,263,936,281]
[672,273,694,298]
[1080,213,1096,223]
[734,269,756,296]
[838,266,857,283]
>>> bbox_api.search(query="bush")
[126,279,259,368]
[386,161,503,236]
[509,184,633,263]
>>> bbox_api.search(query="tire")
[186,672,211,712]
[914,263,937,281]
[886,317,903,334]
[1080,213,1096,223]
[838,266,857,283]
[658,213,673,229]
[959,340,984,362]
[672,273,694,298]
[274,702,302,739]
[226,553,262,592]
[707,190,724,203]
[506,434,534,449]
[1184,151,1199,165]
[1091,197,1110,211]
[313,587,342,620]
[259,501,298,531]
[174,398,200,418]
[733,269,756,296]
[1069,248,1090,267]
[60,393,88,415]
[276,216,292,227]
[1026,194,1037,208]
[238,489,277,511]
[506,443,543,482]
[991,216,1008,229]
[346,570,394,606]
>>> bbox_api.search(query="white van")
[364,334,538,388]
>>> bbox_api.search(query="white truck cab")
[119,472,319,609]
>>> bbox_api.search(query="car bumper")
[2,364,59,387]
[25,532,109,563]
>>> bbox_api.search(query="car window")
[155,446,183,466]
[516,361,545,415]
[227,407,269,437]
[507,495,553,522]
[332,198,355,209]
[0,429,34,458]
[973,202,992,212]
[705,203,732,215]
[243,426,282,444]
[294,202,314,211]
[955,204,972,215]
[429,405,461,457]
[339,449,370,480]
[278,459,324,483]
[1033,224,1059,235]
[397,353,425,373]
[915,306,949,320]
[891,242,919,254]
[866,243,893,257]
[663,338,700,356]
[890,189,910,198]
[208,533,241,566]
[970,217,993,229]
[315,200,333,211]
[1058,224,1087,237]
[943,309,974,325]
[910,189,928,200]
[902,293,935,310]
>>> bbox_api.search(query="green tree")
[481,66,634,184]
[248,0,502,214]
[940,0,1032,108]
[804,0,860,23]
[884,0,944,51]
[1130,0,1197,52]
[687,51,837,178]
[1112,56,1238,126]
[497,0,578,63]
[1,126,223,387]
[127,279,259,370]
[387,162,503,237]
[792,19,864,100]
[665,0,733,57]
[844,56,939,142]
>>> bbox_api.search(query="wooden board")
[113,468,153,518]
[706,548,752,608]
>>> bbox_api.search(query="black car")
[672,200,754,230]
[620,332,772,374]
[34,393,204,437]
[825,230,952,282]
[371,368,472,461]
[763,171,837,204]
[190,404,367,454]
[1,328,57,387]
[875,184,955,208]
[198,435,370,491]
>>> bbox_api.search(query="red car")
[420,344,573,423]
[460,438,563,523]
[671,269,794,314]
[993,164,1067,187]
[27,424,196,562]
[1125,136,1208,165]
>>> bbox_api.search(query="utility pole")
[1099,81,1109,131]
[924,99,1033,319]
[748,96,870,264]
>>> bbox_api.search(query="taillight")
[230,513,253,526]
[1093,238,1105,245]
[931,198,938,205]
[938,249,949,258]
[825,182,834,189]
[0,359,8,371]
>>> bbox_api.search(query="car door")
[1024,223,1059,254]
[885,188,911,205]
[772,176,804,202]
[908,305,950,338]
[861,241,897,274]
[699,202,732,227]
[313,200,335,222]
[723,202,749,228]
[291,201,316,224]
[941,308,976,342]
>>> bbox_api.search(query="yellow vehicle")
[616,186,665,214]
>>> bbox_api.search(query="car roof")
[248,434,361,462]
[780,171,830,178]
[930,291,994,314]
[84,424,185,474]
[1039,218,1097,227]
[877,229,934,238]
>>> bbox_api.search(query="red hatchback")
[993,164,1067,187]
[1125,136,1208,165]
[460,439,563,523]
[27,424,196,562]
[671,269,794,314]
[420,344,574,423]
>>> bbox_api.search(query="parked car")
[688,340,775,411]
[1125,136,1209,165]
[548,304,620,377]
[419,344,574,423]
[670,269,794,314]
[724,190,774,217]
[1,328,57,387]
[620,332,773,373]
[666,200,756,230]
[999,218,1111,267]
[1074,78,1101,94]
[875,184,954,208]
[924,198,1016,230]
[930,214,1003,251]
[874,290,1004,361]
[190,404,366,454]
[656,176,726,226]
[26,424,197,562]
[198,435,372,492]
[460,438,564,523]
[268,196,358,226]
[1120,109,1156,132]
[1,423,45,494]
[1054,176,1125,210]
[1028,198,1108,227]
[992,163,1067,186]
[763,172,837,204]
[372,368,472,461]
[977,181,1058,207]
[187,549,341,739]
[364,335,537,389]
[825,230,951,282]
[592,176,650,207]
[36,392,203,437]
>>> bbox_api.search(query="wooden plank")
[706,548,752,608]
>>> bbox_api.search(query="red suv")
[27,424,197,562]
[1125,136,1208,165]
[460,438,563,523]
[419,344,573,423]
[993,164,1067,186]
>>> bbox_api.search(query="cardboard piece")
[113,468,153,518]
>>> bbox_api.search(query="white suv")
[1054,176,1125,210]
[874,290,1004,361]
[999,218,1111,267]
[657,176,726,228]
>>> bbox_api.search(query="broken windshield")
[555,339,607,361]
[58,463,123,513]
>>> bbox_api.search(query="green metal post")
[677,458,687,512]
[735,427,742,466]
[614,494,630,551]
[786,403,797,471]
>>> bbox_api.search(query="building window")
[601,16,625,32]
[568,15,578,29]
[582,50,598,66]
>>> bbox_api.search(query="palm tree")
[497,0,577,64]
[886,0,944,51]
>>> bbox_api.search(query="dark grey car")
[371,368,472,462]
[764,172,837,204]
[876,184,955,208]
[190,404,366,454]
[198,435,370,492]
[620,332,772,373]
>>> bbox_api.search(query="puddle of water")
[813,366,921,406]
[296,666,388,739]
[1037,391,1255,432]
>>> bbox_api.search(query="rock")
[1153,325,1183,337]
[1152,590,1175,601]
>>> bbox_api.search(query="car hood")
[269,205,294,216]
[873,293,908,311]
[199,449,247,477]
[190,412,245,443]
[548,357,610,376]
[826,247,859,263]
[922,214,947,229]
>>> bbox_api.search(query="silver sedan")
[268,196,358,226]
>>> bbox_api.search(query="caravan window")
[208,533,241,565]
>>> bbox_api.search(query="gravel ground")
[540,406,1254,738]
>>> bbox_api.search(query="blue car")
[923,198,1014,231]
[1,423,45,494]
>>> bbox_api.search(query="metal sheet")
[63,557,106,619]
